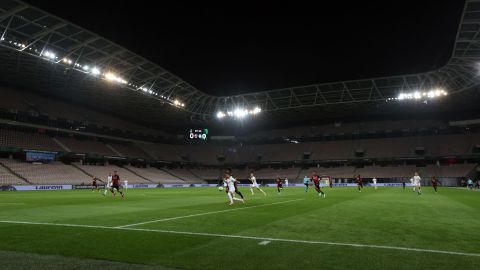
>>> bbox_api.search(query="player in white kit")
[124,180,128,190]
[372,177,377,190]
[225,173,244,205]
[249,173,266,196]
[412,172,422,195]
[103,173,112,196]
[284,177,289,187]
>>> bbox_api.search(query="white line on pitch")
[0,220,479,258]
[115,198,304,228]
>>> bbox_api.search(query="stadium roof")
[1,0,480,128]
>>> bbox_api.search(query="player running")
[102,173,112,196]
[110,171,125,198]
[92,177,99,192]
[372,177,377,190]
[303,175,310,192]
[431,176,439,193]
[275,176,283,194]
[225,168,245,200]
[311,171,326,198]
[467,178,474,191]
[225,173,244,205]
[412,172,422,195]
[355,174,363,192]
[233,179,245,199]
[249,173,266,196]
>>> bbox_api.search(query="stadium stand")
[138,143,183,161]
[1,159,91,185]
[251,167,301,180]
[76,164,151,184]
[426,164,477,178]
[0,129,63,152]
[247,119,447,139]
[0,161,25,185]
[188,168,223,180]
[298,166,356,179]
[162,167,204,183]
[56,137,117,156]
[177,144,221,164]
[107,143,151,159]
[126,166,186,184]
[0,86,170,138]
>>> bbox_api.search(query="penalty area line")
[116,198,304,228]
[0,220,479,258]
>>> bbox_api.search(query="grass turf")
[0,186,479,270]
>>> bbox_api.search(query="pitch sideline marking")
[0,220,479,258]
[116,198,304,228]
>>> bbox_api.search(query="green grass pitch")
[0,186,479,270]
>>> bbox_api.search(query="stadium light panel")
[252,107,261,114]
[83,65,89,71]
[91,67,101,75]
[62,58,73,64]
[105,72,116,81]
[42,51,56,59]
[396,88,448,101]
[234,108,248,118]
[217,106,262,120]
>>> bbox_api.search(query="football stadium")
[0,0,480,269]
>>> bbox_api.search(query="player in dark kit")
[431,176,439,193]
[356,175,363,192]
[233,178,244,199]
[311,171,326,198]
[276,177,283,194]
[92,177,99,192]
[110,171,125,198]
[402,179,406,190]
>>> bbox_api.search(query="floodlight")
[91,67,101,75]
[105,73,116,81]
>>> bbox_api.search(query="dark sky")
[24,0,465,96]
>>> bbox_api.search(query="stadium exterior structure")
[0,0,480,128]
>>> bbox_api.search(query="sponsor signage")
[73,185,106,189]
[13,185,72,191]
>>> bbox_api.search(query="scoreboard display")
[189,128,208,140]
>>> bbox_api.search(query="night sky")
[24,0,465,96]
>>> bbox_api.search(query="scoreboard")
[189,128,208,140]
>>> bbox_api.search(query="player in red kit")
[275,177,283,194]
[431,176,439,193]
[91,177,99,192]
[311,171,326,198]
[110,171,125,198]
[356,174,363,192]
